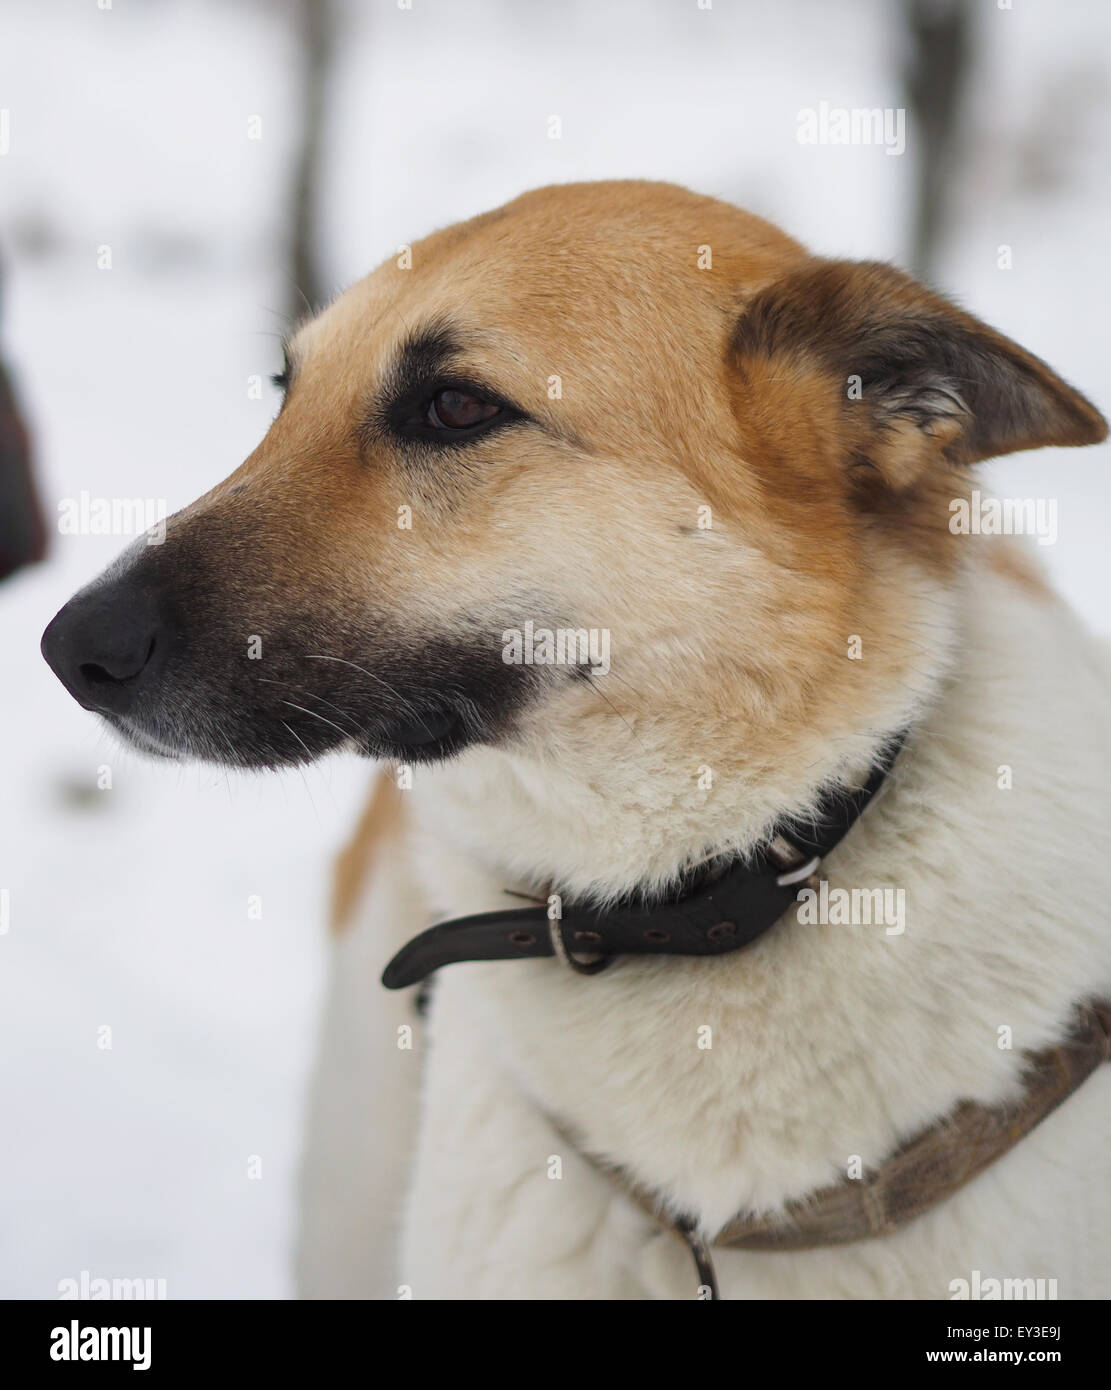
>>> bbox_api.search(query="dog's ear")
[730,260,1106,489]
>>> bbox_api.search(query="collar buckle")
[549,913,611,975]
[775,854,821,888]
[766,832,822,887]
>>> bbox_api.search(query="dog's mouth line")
[103,713,186,761]
[104,695,469,768]
[383,706,460,748]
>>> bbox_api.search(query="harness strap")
[555,999,1111,1299]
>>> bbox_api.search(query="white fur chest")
[398,576,1111,1295]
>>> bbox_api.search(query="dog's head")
[42,181,1105,773]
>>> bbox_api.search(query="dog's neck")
[408,561,1111,1232]
[418,705,926,915]
[417,561,959,909]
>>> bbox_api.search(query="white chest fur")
[396,569,1111,1295]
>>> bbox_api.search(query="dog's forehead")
[292,182,806,380]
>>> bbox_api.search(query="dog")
[42,182,1111,1300]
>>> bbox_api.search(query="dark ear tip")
[1058,391,1107,448]
[1083,408,1108,446]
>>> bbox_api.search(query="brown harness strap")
[557,999,1111,1296]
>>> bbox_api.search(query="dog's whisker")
[280,720,328,822]
[256,677,364,732]
[280,700,354,743]
[281,718,316,764]
[302,653,421,718]
[582,678,643,746]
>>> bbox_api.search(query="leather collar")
[381,730,907,990]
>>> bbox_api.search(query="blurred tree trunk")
[904,0,974,280]
[288,0,335,321]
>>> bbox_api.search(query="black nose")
[41,581,166,716]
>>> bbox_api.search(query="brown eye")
[426,389,500,431]
[391,379,520,445]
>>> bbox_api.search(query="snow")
[0,0,1107,1299]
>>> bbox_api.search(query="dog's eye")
[271,344,295,399]
[425,389,501,432]
[387,379,522,446]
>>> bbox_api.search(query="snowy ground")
[0,0,1107,1299]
